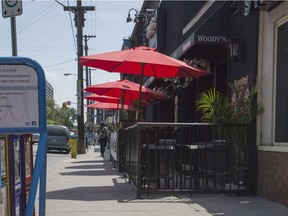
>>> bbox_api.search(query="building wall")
[229,3,259,81]
[258,151,288,205]
[46,81,54,100]
[257,1,288,206]
[142,0,288,206]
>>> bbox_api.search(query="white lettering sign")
[197,35,227,43]
[0,65,39,128]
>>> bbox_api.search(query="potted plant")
[196,76,263,189]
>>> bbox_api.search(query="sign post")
[2,0,23,56]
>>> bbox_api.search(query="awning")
[171,2,229,59]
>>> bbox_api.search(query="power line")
[0,2,58,43]
[67,0,77,53]
[45,66,76,71]
[0,2,52,38]
[43,59,76,68]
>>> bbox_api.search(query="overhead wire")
[67,0,77,54]
[45,67,77,72]
[92,0,97,51]
[43,59,76,68]
[0,2,58,43]
[84,0,97,52]
[82,0,96,53]
[0,2,52,39]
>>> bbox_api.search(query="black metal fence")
[120,122,255,197]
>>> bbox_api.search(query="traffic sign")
[2,0,23,18]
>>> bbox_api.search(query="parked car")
[47,125,71,154]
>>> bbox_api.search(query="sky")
[0,0,143,110]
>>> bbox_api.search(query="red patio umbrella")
[80,46,209,78]
[84,79,168,102]
[85,93,152,106]
[80,46,209,120]
[86,101,135,111]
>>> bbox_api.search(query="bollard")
[70,138,77,159]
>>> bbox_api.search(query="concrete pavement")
[41,146,288,216]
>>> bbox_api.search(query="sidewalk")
[43,146,288,216]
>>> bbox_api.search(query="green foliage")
[46,98,77,129]
[196,88,232,123]
[196,79,264,172]
[228,82,264,124]
[196,80,263,125]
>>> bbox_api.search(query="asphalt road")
[32,143,71,169]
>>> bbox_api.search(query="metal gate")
[122,122,255,197]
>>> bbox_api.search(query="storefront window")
[275,21,288,143]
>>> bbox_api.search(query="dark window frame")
[275,21,288,143]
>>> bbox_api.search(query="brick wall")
[258,150,288,206]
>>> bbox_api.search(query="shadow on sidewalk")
[46,155,194,203]
[45,154,288,216]
[46,154,137,202]
[46,183,135,202]
[60,158,119,176]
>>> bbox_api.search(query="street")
[33,143,71,169]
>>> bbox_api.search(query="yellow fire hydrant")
[70,137,77,159]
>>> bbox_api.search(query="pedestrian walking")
[91,131,97,146]
[84,130,90,151]
[98,121,109,157]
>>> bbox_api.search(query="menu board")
[0,65,39,128]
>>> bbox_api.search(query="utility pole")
[62,1,95,154]
[83,35,96,124]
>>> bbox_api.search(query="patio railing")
[119,122,256,197]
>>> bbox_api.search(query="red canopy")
[84,79,168,101]
[85,94,151,106]
[80,46,209,78]
[86,102,135,111]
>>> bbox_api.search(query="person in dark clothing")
[98,121,108,157]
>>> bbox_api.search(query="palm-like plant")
[196,81,263,125]
[196,88,232,123]
[196,79,264,186]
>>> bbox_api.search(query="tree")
[46,98,77,129]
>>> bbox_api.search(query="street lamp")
[64,73,86,81]
[64,73,77,77]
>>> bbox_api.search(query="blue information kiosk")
[0,57,47,216]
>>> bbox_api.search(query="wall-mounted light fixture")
[126,8,154,45]
[228,38,243,61]
[126,8,154,23]
[126,8,140,23]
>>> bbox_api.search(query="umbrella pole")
[120,91,126,128]
[116,103,119,128]
[136,64,144,121]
